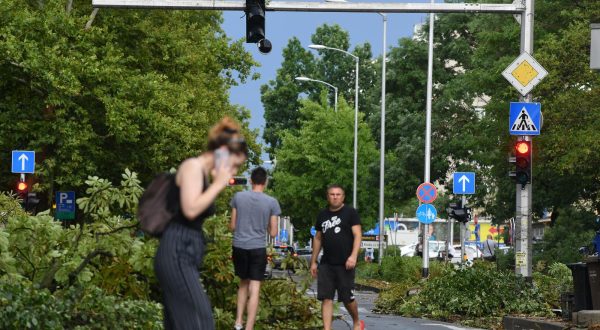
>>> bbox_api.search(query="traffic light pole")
[515,0,534,280]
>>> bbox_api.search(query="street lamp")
[294,76,338,112]
[308,43,359,210]
[377,13,387,264]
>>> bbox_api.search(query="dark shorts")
[232,247,267,281]
[317,263,356,303]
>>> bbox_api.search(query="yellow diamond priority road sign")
[502,52,548,96]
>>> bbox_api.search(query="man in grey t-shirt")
[229,167,280,330]
[483,234,497,261]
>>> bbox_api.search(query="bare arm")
[229,208,237,232]
[345,225,362,270]
[268,215,277,238]
[310,231,322,278]
[177,158,231,220]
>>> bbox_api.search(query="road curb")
[502,316,570,330]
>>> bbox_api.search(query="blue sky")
[221,2,428,158]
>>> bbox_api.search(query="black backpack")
[137,172,178,237]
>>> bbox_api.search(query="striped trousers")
[154,222,215,330]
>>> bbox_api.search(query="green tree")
[0,0,260,209]
[272,97,379,238]
[261,24,375,156]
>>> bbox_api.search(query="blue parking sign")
[55,191,76,220]
[11,150,35,173]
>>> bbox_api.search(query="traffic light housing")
[16,181,29,205]
[512,140,532,185]
[228,177,248,186]
[245,0,272,53]
[447,202,471,223]
[25,192,40,213]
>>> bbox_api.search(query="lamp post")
[294,76,338,112]
[378,12,387,264]
[308,44,359,209]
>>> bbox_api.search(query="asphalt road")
[271,269,482,330]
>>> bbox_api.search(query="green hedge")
[0,281,162,329]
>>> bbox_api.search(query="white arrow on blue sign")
[509,102,541,135]
[453,172,476,195]
[11,150,35,173]
[416,204,437,224]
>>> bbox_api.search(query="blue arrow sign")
[509,102,541,135]
[453,172,476,194]
[11,150,35,173]
[310,226,316,237]
[416,204,437,224]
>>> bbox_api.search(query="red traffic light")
[515,141,530,155]
[17,182,28,192]
[228,177,248,186]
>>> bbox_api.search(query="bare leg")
[235,279,249,327]
[322,299,334,330]
[344,300,360,330]
[245,280,262,330]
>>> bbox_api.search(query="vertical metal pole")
[461,195,466,264]
[516,0,534,279]
[334,86,338,113]
[378,13,387,265]
[422,0,435,279]
[353,58,359,210]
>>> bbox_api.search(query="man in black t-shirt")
[310,184,362,330]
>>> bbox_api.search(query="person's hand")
[345,256,357,270]
[213,160,234,188]
[310,262,318,278]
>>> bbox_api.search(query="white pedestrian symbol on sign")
[511,107,537,132]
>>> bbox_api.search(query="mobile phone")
[214,148,230,169]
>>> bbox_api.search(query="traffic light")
[245,0,272,53]
[25,192,40,213]
[16,181,28,204]
[447,202,471,223]
[228,177,248,186]
[512,140,532,185]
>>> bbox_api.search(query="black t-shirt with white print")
[315,204,361,266]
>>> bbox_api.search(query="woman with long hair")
[154,117,248,329]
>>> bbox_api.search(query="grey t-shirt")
[231,191,281,249]
[483,239,497,257]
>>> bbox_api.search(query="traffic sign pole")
[516,0,534,280]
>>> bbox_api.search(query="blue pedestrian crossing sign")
[11,150,35,173]
[55,191,76,220]
[453,172,476,195]
[509,102,541,135]
[416,204,437,224]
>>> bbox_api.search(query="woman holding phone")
[154,117,248,329]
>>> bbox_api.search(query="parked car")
[400,241,446,259]
[444,244,483,263]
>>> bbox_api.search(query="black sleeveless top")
[169,174,216,231]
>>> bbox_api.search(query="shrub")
[0,280,162,329]
[533,262,573,308]
[398,263,551,321]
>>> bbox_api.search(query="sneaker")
[234,324,243,330]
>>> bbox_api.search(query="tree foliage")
[271,98,379,238]
[0,0,260,210]
[1,170,321,328]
